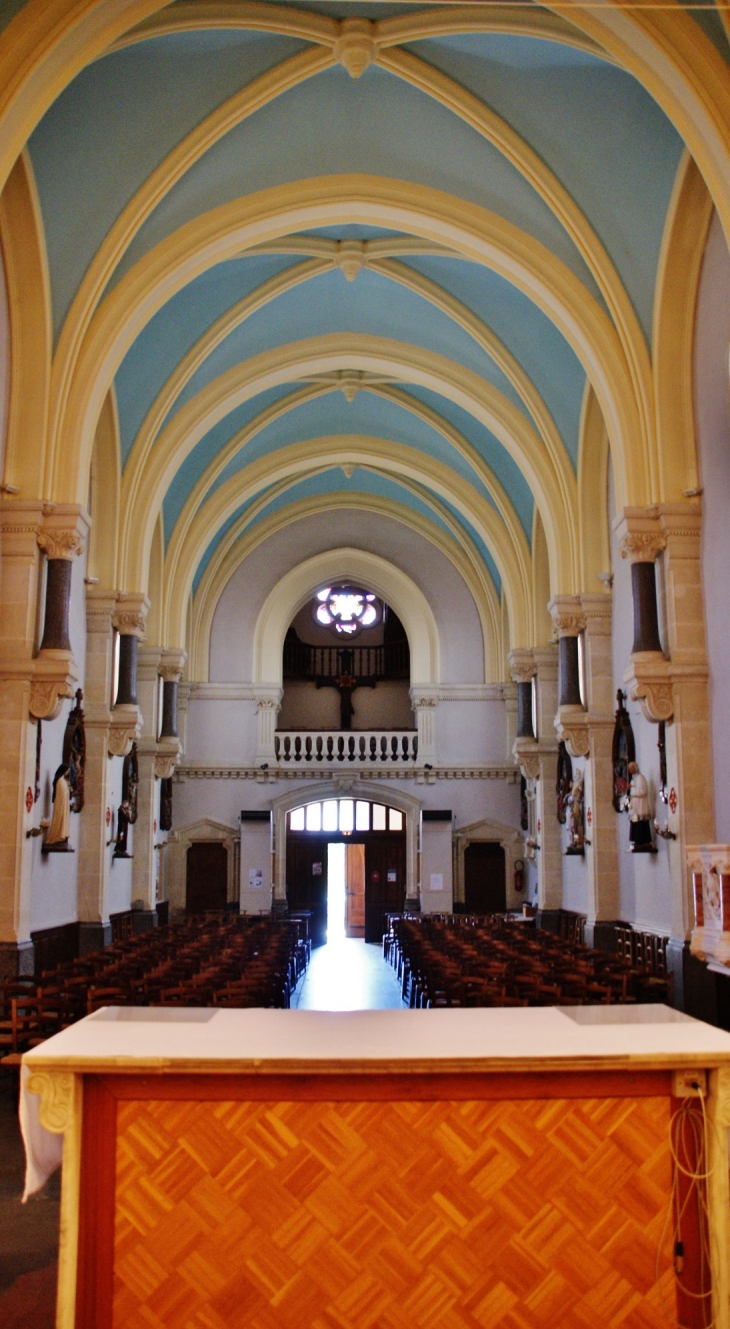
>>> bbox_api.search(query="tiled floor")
[292,939,406,1010]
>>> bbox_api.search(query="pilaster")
[614,507,672,723]
[254,686,283,765]
[581,593,620,925]
[109,592,148,756]
[76,588,117,936]
[410,687,438,766]
[548,595,589,757]
[131,646,162,918]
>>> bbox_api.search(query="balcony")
[275,730,418,766]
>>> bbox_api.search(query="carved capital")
[620,531,667,563]
[335,18,377,78]
[158,647,186,683]
[37,528,84,561]
[108,703,142,757]
[112,592,149,638]
[624,654,673,723]
[548,596,585,637]
[508,649,536,685]
[555,706,590,758]
[25,1070,76,1132]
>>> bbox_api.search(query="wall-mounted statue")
[43,764,73,852]
[612,690,635,812]
[160,777,173,833]
[114,742,139,859]
[565,768,585,855]
[62,688,86,813]
[556,742,573,824]
[627,762,655,853]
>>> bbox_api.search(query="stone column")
[156,647,185,777]
[76,588,117,953]
[31,507,87,720]
[614,509,672,724]
[109,593,148,756]
[531,646,562,919]
[0,502,44,975]
[580,593,620,948]
[548,596,589,757]
[132,645,163,926]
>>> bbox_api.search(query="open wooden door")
[286,834,328,946]
[345,843,365,938]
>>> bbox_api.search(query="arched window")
[288,799,403,833]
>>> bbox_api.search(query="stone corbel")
[554,705,590,759]
[623,652,673,723]
[107,702,142,757]
[29,650,78,720]
[512,736,540,781]
[154,736,182,780]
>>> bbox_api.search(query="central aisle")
[291,939,405,1010]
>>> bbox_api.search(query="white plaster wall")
[694,211,730,843]
[29,544,89,931]
[185,697,257,765]
[240,820,272,914]
[209,511,485,685]
[435,700,508,766]
[420,818,454,912]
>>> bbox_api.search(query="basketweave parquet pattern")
[113,1095,676,1329]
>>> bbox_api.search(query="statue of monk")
[45,764,71,850]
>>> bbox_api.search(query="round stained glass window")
[313,586,382,638]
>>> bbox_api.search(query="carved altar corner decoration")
[107,703,141,757]
[688,844,730,973]
[612,689,635,812]
[24,1070,76,1133]
[62,689,85,813]
[623,652,673,724]
[554,706,590,759]
[556,742,572,824]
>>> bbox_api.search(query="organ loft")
[1,2,730,1326]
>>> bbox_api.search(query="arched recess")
[0,149,51,497]
[53,176,642,523]
[190,493,500,683]
[577,383,611,593]
[269,778,422,903]
[87,386,120,587]
[653,150,714,502]
[252,548,440,689]
[163,435,531,653]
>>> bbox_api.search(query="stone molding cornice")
[177,764,520,784]
[85,587,118,633]
[186,682,510,702]
[580,592,613,634]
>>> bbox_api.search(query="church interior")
[3,0,730,1325]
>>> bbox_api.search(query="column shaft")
[516,681,534,738]
[39,559,72,651]
[160,680,178,738]
[558,636,581,707]
[116,634,138,706]
[630,561,662,654]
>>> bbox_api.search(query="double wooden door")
[286,832,406,945]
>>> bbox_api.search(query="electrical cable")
[655,1090,715,1329]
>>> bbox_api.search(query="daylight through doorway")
[327,842,346,942]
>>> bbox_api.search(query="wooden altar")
[22,1006,730,1329]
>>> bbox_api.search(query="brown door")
[186,842,227,913]
[464,842,506,914]
[345,843,365,938]
[286,833,328,946]
[364,834,406,942]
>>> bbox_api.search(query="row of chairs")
[384,914,673,1009]
[0,913,310,1059]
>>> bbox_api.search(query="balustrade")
[275,730,418,765]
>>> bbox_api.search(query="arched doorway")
[286,798,406,945]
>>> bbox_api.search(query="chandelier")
[313,586,381,638]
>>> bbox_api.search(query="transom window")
[313,586,382,638]
[288,799,403,833]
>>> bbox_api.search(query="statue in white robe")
[45,764,71,850]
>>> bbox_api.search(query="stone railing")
[688,844,730,972]
[275,730,418,766]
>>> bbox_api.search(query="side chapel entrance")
[286,799,406,945]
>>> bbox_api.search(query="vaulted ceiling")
[5,0,725,675]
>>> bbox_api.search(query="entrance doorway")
[186,841,227,912]
[463,841,506,913]
[286,799,406,944]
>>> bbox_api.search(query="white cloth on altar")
[19,1061,63,1201]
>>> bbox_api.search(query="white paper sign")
[249,868,263,890]
[430,873,443,892]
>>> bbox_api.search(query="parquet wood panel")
[112,1095,676,1329]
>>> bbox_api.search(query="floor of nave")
[291,939,406,1010]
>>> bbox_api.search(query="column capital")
[508,648,536,684]
[37,504,88,561]
[547,595,585,637]
[159,647,187,683]
[85,586,118,634]
[613,506,665,562]
[409,687,439,709]
[112,591,150,637]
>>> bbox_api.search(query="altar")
[21,1006,730,1329]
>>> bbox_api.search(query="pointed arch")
[87,386,120,587]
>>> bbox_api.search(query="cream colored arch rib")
[254,548,440,687]
[162,386,528,642]
[190,492,501,682]
[51,177,645,522]
[120,334,565,594]
[162,435,532,652]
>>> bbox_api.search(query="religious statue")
[627,761,654,852]
[565,768,585,854]
[44,764,73,852]
[113,743,139,859]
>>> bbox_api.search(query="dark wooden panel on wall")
[156,901,169,927]
[286,834,328,945]
[186,842,227,913]
[31,921,79,977]
[464,842,506,914]
[109,911,134,942]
